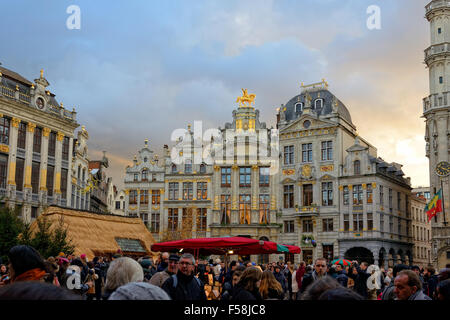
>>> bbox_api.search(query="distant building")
[413,186,431,201]
[88,152,110,213]
[410,193,432,267]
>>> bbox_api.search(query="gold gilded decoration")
[252,165,259,171]
[42,127,51,137]
[236,89,256,108]
[301,165,311,178]
[11,118,20,128]
[348,185,353,190]
[362,184,367,190]
[56,132,64,142]
[232,165,239,170]
[72,177,77,185]
[40,69,44,78]
[339,185,344,191]
[320,165,334,172]
[0,144,9,153]
[27,122,36,133]
[283,169,295,176]
[7,161,16,185]
[371,182,376,188]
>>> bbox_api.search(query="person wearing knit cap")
[108,282,171,300]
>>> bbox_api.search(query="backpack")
[171,274,201,289]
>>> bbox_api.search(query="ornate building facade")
[0,66,78,221]
[423,0,450,269]
[411,194,432,267]
[277,80,413,266]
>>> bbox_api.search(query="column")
[213,166,220,223]
[53,132,64,205]
[23,122,36,222]
[39,127,50,204]
[6,117,20,201]
[348,185,353,231]
[66,137,74,207]
[251,165,258,223]
[362,184,368,231]
[192,180,197,200]
[269,168,277,223]
[339,185,344,231]
[231,165,239,224]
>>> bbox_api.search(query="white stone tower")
[423,0,450,269]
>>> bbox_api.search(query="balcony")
[423,92,450,113]
[31,193,39,203]
[0,188,7,198]
[424,43,450,62]
[16,191,23,201]
[295,205,319,216]
[426,0,450,16]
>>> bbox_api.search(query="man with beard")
[300,258,328,293]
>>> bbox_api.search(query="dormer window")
[295,103,303,113]
[133,173,139,181]
[185,160,192,173]
[354,160,361,175]
[314,99,323,109]
[142,169,148,181]
[144,157,148,162]
[171,164,177,173]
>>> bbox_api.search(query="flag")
[425,189,443,222]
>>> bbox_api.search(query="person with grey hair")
[108,282,171,300]
[102,257,144,300]
[394,270,431,300]
[161,253,206,301]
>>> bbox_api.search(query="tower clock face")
[436,161,450,177]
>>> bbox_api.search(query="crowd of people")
[0,245,449,301]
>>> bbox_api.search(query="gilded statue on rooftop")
[236,88,256,107]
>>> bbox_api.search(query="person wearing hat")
[149,254,179,288]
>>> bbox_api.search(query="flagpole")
[441,178,447,226]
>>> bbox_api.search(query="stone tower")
[423,0,450,269]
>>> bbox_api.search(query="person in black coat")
[335,264,348,288]
[231,267,263,301]
[423,266,439,299]
[273,265,287,294]
[301,258,328,293]
[161,253,206,301]
[347,261,370,299]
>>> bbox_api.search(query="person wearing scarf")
[7,245,48,283]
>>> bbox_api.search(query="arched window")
[142,169,148,181]
[314,99,323,109]
[171,164,177,173]
[200,163,206,174]
[354,160,361,175]
[295,102,303,113]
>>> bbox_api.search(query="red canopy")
[150,237,301,256]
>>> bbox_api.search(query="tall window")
[259,194,269,224]
[389,188,393,213]
[168,208,179,231]
[115,201,121,209]
[133,173,139,181]
[284,220,295,233]
[220,195,231,224]
[259,167,270,187]
[152,190,160,205]
[303,184,313,206]
[46,165,54,196]
[343,186,349,205]
[0,118,10,145]
[196,208,207,231]
[367,184,373,204]
[17,122,26,149]
[171,164,177,173]
[284,145,294,165]
[129,190,137,204]
[221,167,231,187]
[353,185,363,205]
[354,160,361,175]
[353,212,363,232]
[322,182,333,206]
[33,127,42,153]
[183,182,193,200]
[239,167,251,187]
[62,137,70,161]
[185,160,192,173]
[239,194,251,224]
[380,214,384,232]
[321,141,333,161]
[380,186,384,205]
[48,132,56,157]
[31,161,40,193]
[169,182,179,200]
[322,218,333,232]
[367,213,373,230]
[142,169,148,181]
[140,190,149,204]
[302,143,313,163]
[303,220,313,233]
[151,213,160,233]
[61,168,68,199]
[389,216,393,233]
[200,163,206,174]
[295,103,303,113]
[397,192,401,211]
[197,182,207,200]
[315,99,323,109]
[344,214,349,231]
[284,185,294,208]
[15,158,24,191]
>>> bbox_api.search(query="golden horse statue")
[236,88,256,107]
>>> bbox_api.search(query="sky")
[0,0,431,190]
